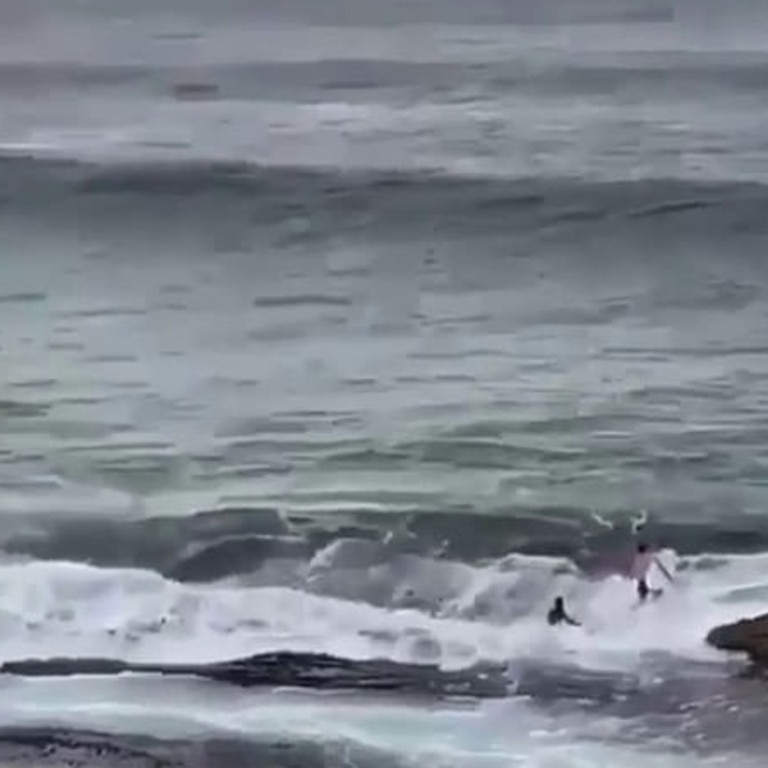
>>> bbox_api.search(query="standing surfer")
[630,542,674,601]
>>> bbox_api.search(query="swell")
[2,54,768,98]
[1,153,767,239]
[2,506,767,586]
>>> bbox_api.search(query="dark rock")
[0,651,508,699]
[706,613,768,664]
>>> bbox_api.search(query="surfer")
[547,596,580,626]
[631,542,674,601]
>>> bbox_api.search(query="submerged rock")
[0,726,409,768]
[706,613,768,663]
[0,651,508,699]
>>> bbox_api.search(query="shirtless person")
[631,542,674,601]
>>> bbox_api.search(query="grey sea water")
[2,1,768,767]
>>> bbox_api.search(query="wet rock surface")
[707,613,768,664]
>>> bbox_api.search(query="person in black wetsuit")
[547,596,580,626]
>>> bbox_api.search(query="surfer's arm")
[564,612,581,627]
[654,557,674,583]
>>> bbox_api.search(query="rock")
[0,651,509,699]
[706,612,768,663]
[0,726,410,768]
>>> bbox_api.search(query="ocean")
[2,0,768,765]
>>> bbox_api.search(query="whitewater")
[0,525,766,765]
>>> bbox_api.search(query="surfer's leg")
[637,579,650,601]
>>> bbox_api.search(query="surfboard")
[632,588,663,610]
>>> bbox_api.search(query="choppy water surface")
[2,1,768,766]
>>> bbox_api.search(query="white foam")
[0,549,762,674]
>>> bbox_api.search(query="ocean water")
[2,0,768,766]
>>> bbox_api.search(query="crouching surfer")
[631,542,674,602]
[547,596,580,626]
